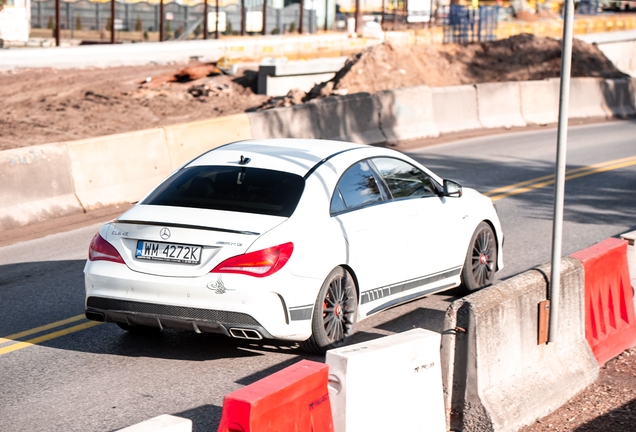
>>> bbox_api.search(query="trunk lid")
[106,204,286,277]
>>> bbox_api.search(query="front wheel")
[300,267,358,354]
[460,222,497,294]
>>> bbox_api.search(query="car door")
[330,160,408,293]
[370,157,466,285]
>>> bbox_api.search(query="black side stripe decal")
[367,283,457,316]
[360,267,462,305]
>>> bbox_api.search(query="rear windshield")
[142,166,305,217]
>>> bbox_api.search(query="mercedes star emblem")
[160,227,171,240]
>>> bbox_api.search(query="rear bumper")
[85,296,274,339]
[84,260,321,341]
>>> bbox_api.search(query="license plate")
[135,241,202,264]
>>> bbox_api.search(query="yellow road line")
[0,314,86,346]
[487,155,636,201]
[0,321,102,356]
[484,155,636,197]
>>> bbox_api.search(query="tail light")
[212,242,293,278]
[88,232,125,264]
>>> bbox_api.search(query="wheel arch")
[480,218,502,271]
[339,264,361,321]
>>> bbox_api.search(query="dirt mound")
[306,34,628,98]
[0,63,268,151]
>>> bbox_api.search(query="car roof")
[186,139,367,177]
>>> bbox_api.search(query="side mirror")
[443,179,462,197]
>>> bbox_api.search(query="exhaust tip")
[85,310,105,322]
[229,328,263,340]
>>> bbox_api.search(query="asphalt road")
[1,120,635,431]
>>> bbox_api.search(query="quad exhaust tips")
[229,328,263,340]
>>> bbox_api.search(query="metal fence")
[440,5,499,44]
[31,0,317,36]
[578,0,600,15]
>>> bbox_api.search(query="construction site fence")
[439,5,499,44]
[30,0,320,37]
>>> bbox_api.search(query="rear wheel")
[460,222,497,294]
[300,267,358,354]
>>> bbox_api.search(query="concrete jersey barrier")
[0,143,83,231]
[163,114,252,170]
[375,86,439,144]
[476,82,527,129]
[431,85,482,134]
[309,93,386,145]
[248,104,321,140]
[520,80,560,125]
[601,79,636,117]
[548,77,611,119]
[67,128,172,210]
[441,257,598,432]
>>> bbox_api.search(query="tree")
[289,21,296,33]
[75,15,82,31]
[135,16,142,32]
[47,16,54,30]
[225,21,233,35]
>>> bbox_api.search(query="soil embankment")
[0,34,627,150]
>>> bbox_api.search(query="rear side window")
[142,166,305,217]
[330,160,383,214]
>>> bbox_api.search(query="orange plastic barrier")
[572,238,636,366]
[217,359,334,432]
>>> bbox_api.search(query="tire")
[116,322,161,333]
[460,222,497,294]
[300,267,358,354]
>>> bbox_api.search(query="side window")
[330,161,383,214]
[372,157,438,199]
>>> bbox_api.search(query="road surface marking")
[0,315,101,356]
[0,314,87,346]
[486,155,636,201]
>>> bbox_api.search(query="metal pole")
[55,0,60,46]
[262,0,267,35]
[215,0,219,39]
[548,0,574,344]
[324,0,329,31]
[110,0,115,44]
[381,0,385,30]
[354,0,360,33]
[241,0,245,35]
[203,0,208,39]
[299,0,304,33]
[159,0,164,41]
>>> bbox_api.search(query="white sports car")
[84,139,503,353]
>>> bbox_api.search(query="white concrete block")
[117,414,192,432]
[326,328,446,432]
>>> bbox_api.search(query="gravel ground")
[521,346,636,431]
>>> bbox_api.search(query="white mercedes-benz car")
[84,139,503,353]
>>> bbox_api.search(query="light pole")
[548,0,574,344]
